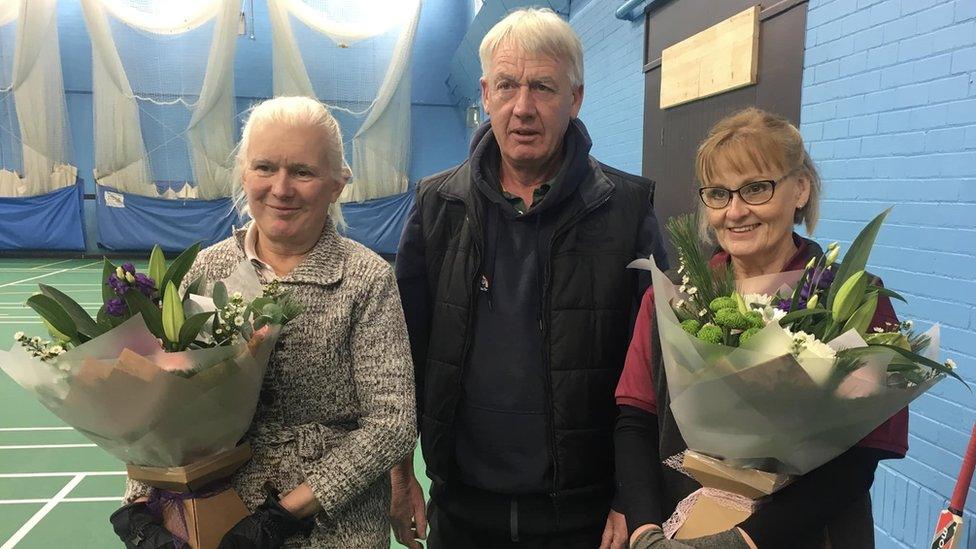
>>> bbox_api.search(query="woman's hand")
[629,525,756,549]
[218,484,315,548]
[390,457,427,549]
[109,501,176,549]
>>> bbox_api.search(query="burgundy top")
[615,237,910,456]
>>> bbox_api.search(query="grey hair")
[479,7,584,88]
[231,96,347,228]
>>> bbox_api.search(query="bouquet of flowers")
[633,209,964,538]
[0,244,300,467]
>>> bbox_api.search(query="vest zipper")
[540,189,614,525]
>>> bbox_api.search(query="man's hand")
[390,457,427,549]
[599,509,628,549]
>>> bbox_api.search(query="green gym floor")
[0,258,428,548]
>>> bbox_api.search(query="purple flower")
[133,273,156,298]
[122,263,136,275]
[811,266,835,290]
[107,274,128,296]
[106,297,127,317]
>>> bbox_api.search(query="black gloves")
[217,483,315,549]
[109,502,177,549]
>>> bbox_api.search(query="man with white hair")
[392,8,667,548]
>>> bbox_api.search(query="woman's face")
[242,122,343,248]
[704,162,810,268]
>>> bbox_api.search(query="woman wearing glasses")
[612,108,908,548]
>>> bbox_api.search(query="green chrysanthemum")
[739,327,761,346]
[696,323,723,344]
[709,296,736,312]
[714,308,751,330]
[681,319,701,335]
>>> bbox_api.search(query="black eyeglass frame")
[698,179,779,209]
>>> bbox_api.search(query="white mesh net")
[269,0,421,202]
[81,0,237,199]
[0,0,75,198]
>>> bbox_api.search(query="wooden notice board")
[659,5,760,109]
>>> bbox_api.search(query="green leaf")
[148,245,166,290]
[123,289,164,339]
[826,208,891,312]
[162,281,185,343]
[842,291,878,336]
[183,274,206,300]
[160,242,201,294]
[778,308,830,327]
[831,270,869,324]
[26,295,79,344]
[38,284,101,339]
[871,286,907,304]
[101,258,118,304]
[178,312,215,349]
[212,281,228,309]
[873,343,968,387]
[96,304,124,329]
[44,319,76,344]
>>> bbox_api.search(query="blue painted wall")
[54,0,470,252]
[800,0,976,546]
[569,0,645,175]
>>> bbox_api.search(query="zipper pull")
[480,274,493,311]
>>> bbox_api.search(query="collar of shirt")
[500,182,552,215]
[243,222,277,283]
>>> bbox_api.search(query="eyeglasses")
[698,180,777,209]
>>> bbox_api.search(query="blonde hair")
[232,96,348,228]
[479,7,583,88]
[695,107,820,242]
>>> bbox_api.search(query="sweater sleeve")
[301,267,418,516]
[615,405,665,534]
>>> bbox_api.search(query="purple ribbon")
[146,480,232,548]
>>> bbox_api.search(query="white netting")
[0,0,76,198]
[81,0,237,199]
[269,0,421,203]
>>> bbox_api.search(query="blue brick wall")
[801,1,976,546]
[569,0,645,175]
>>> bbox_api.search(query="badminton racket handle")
[950,423,976,513]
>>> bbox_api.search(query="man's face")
[480,46,583,173]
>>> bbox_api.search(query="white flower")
[677,264,685,274]
[786,329,837,386]
[760,305,786,325]
[681,275,690,285]
[902,320,914,330]
[687,287,698,296]
[31,336,41,345]
[678,285,687,293]
[742,293,773,308]
[698,309,708,317]
[946,359,957,370]
[13,331,24,341]
[49,345,63,355]
[232,292,243,300]
[234,316,245,327]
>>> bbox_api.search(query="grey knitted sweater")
[123,222,417,548]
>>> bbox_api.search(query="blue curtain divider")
[96,184,244,252]
[0,181,85,251]
[340,190,414,255]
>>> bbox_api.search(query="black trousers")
[426,499,604,549]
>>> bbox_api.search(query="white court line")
[0,472,125,478]
[0,427,71,432]
[0,262,101,290]
[0,444,96,450]
[29,259,75,270]
[1,474,85,549]
[0,497,121,505]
